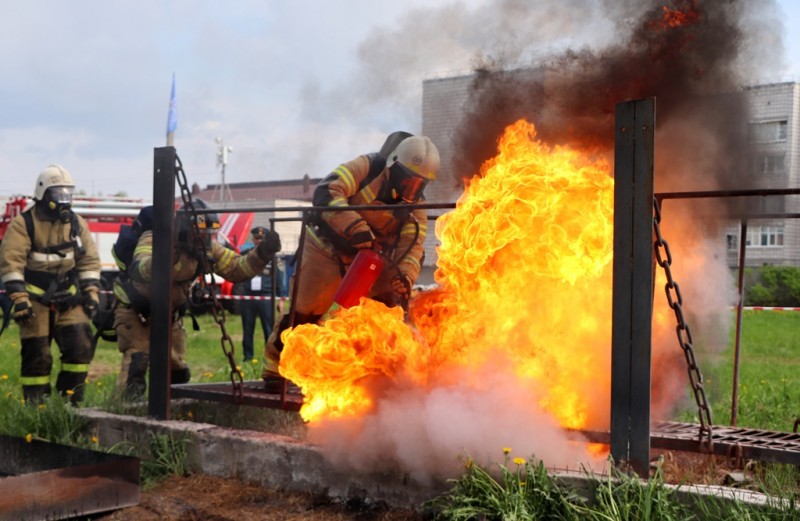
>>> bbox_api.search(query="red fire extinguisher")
[325,248,385,316]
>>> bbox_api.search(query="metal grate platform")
[172,381,800,466]
[581,421,800,466]
[171,380,304,411]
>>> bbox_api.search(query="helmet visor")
[47,186,74,205]
[390,163,428,203]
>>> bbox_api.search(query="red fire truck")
[0,195,254,295]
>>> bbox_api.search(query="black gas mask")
[43,186,74,223]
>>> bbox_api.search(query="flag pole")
[166,73,177,146]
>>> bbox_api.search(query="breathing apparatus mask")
[175,199,220,253]
[389,162,429,204]
[43,186,74,223]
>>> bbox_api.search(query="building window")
[759,225,784,247]
[726,233,738,250]
[732,225,785,249]
[748,120,788,143]
[749,153,786,175]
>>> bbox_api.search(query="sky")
[1,0,798,201]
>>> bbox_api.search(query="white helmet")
[386,136,440,203]
[34,164,75,201]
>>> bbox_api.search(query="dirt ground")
[96,474,427,521]
[94,451,749,521]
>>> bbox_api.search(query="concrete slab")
[76,407,787,515]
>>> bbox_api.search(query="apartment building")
[421,75,800,271]
[724,82,800,267]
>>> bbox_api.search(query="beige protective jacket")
[313,153,428,283]
[0,207,101,297]
[114,230,268,309]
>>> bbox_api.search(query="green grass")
[2,308,800,517]
[0,311,266,407]
[680,310,800,432]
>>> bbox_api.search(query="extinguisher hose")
[382,214,420,314]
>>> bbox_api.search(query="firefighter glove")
[349,230,375,250]
[255,229,282,261]
[10,292,34,324]
[391,273,412,297]
[82,287,100,320]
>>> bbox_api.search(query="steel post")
[731,219,748,426]
[611,97,655,476]
[149,147,176,420]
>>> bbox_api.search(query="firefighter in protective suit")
[113,199,281,399]
[0,165,101,403]
[262,133,439,389]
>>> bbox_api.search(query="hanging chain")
[174,155,244,402]
[652,197,714,450]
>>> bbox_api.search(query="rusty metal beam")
[0,434,139,521]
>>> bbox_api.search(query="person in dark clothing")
[234,227,284,362]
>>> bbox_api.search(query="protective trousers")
[19,299,94,404]
[263,232,395,376]
[115,305,189,400]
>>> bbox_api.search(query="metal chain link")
[174,155,244,402]
[653,196,714,450]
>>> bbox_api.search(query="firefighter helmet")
[34,164,75,201]
[386,136,439,203]
[176,198,220,250]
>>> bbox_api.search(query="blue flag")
[166,73,177,145]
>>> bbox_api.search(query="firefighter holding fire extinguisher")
[262,132,440,391]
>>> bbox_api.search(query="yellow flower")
[236,365,242,372]
[38,404,46,410]
[0,374,8,380]
[251,359,259,365]
[187,411,194,419]
[503,447,511,455]
[66,389,75,396]
[513,457,526,466]
[91,436,99,444]
[25,433,32,443]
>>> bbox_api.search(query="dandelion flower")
[251,359,259,365]
[38,404,46,410]
[503,447,511,454]
[187,411,194,419]
[91,436,99,444]
[0,374,8,380]
[66,389,75,396]
[513,457,526,466]
[25,434,32,443]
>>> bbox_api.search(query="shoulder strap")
[358,152,387,191]
[22,209,35,244]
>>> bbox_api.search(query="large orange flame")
[281,119,619,429]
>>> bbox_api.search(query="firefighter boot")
[21,336,53,404]
[125,352,150,400]
[171,365,191,385]
[54,323,94,404]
